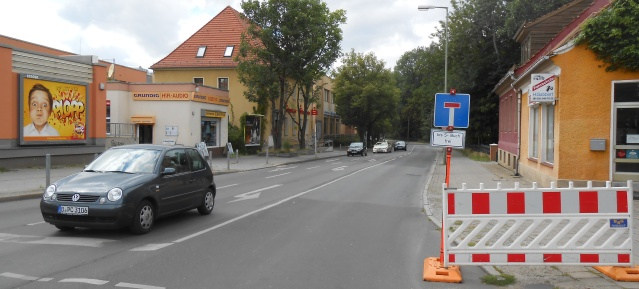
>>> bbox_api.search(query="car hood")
[55,171,157,193]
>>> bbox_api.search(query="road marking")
[325,159,338,162]
[130,243,173,251]
[27,221,45,226]
[229,184,282,203]
[1,272,38,281]
[269,166,297,172]
[306,166,321,170]
[173,158,392,243]
[265,172,291,179]
[217,184,238,189]
[59,278,109,285]
[332,166,348,171]
[0,233,114,247]
[116,282,165,289]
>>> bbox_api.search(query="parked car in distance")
[394,140,407,151]
[40,144,216,234]
[373,141,392,153]
[347,142,367,156]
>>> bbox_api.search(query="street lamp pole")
[418,5,448,92]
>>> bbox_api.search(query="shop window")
[194,77,204,85]
[201,119,218,147]
[542,104,555,164]
[528,105,539,159]
[218,78,229,90]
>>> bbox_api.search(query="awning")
[130,115,156,124]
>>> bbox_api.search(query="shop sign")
[204,111,226,118]
[133,92,193,101]
[530,74,556,103]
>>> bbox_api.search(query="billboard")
[244,115,262,147]
[19,74,88,145]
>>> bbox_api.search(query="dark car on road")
[347,142,367,156]
[40,144,216,234]
[394,140,407,151]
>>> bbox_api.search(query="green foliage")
[333,50,400,143]
[576,0,639,71]
[228,121,245,155]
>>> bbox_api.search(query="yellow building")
[495,0,639,188]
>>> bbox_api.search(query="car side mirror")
[162,167,177,175]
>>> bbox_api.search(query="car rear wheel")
[130,200,154,234]
[197,190,215,215]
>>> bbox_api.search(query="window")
[542,104,555,164]
[201,119,217,147]
[186,149,205,171]
[224,45,234,57]
[162,149,188,174]
[197,46,206,57]
[528,105,539,159]
[194,77,204,85]
[324,89,330,103]
[218,78,229,90]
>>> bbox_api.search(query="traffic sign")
[431,129,466,148]
[434,93,470,128]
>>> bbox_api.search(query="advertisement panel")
[20,74,88,145]
[244,115,262,147]
[530,74,556,103]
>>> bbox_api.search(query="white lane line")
[116,282,165,289]
[59,278,109,285]
[38,277,53,282]
[269,166,297,172]
[27,221,45,226]
[332,166,348,171]
[325,159,338,162]
[306,166,321,170]
[265,172,291,179]
[217,184,238,189]
[130,243,173,251]
[1,272,38,281]
[172,158,392,243]
[29,236,115,247]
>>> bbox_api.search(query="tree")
[333,50,399,146]
[576,0,639,71]
[237,0,345,149]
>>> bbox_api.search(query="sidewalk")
[424,148,639,289]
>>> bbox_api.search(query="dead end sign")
[434,93,470,128]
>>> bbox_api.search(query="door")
[139,125,153,144]
[612,81,639,182]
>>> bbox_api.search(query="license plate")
[57,206,89,215]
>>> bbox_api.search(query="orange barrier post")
[594,266,639,281]
[423,147,462,283]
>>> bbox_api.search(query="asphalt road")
[0,145,495,289]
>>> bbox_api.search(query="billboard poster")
[244,115,261,147]
[20,74,88,145]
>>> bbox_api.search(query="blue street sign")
[433,93,470,128]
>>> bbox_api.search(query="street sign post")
[433,93,470,128]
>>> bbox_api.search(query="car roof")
[109,144,193,152]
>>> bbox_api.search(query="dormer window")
[196,46,207,58]
[224,45,234,57]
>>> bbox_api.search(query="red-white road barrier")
[442,180,634,267]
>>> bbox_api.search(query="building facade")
[495,0,639,188]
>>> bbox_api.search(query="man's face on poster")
[30,90,51,128]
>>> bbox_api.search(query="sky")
[0,0,452,71]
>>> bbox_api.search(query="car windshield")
[375,142,385,146]
[85,148,161,174]
[350,143,363,148]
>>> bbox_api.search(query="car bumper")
[40,200,135,229]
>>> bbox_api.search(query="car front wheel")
[130,200,154,234]
[197,190,215,215]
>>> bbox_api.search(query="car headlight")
[107,188,123,202]
[43,185,56,200]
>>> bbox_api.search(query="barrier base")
[594,266,639,282]
[423,257,462,283]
